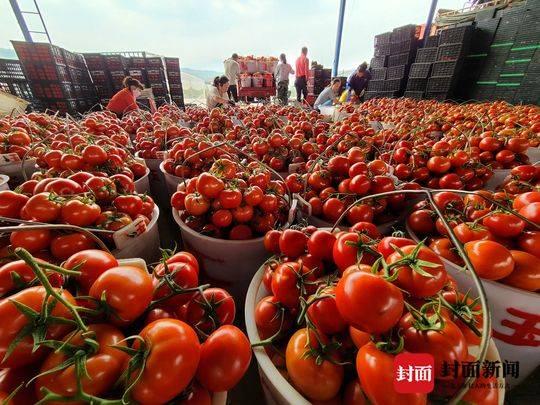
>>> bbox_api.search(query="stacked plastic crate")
[165,57,184,108]
[12,41,78,114]
[425,25,473,101]
[366,31,391,99]
[84,53,114,106]
[0,58,33,101]
[307,68,331,99]
[404,34,439,99]
[63,49,97,112]
[386,25,420,97]
[145,56,167,106]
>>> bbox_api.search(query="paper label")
[0,153,21,166]
[112,217,147,249]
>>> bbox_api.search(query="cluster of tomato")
[0,248,251,404]
[496,163,540,194]
[407,190,540,291]
[171,158,290,240]
[255,226,495,404]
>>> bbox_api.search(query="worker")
[313,78,342,110]
[106,76,149,117]
[274,53,295,105]
[347,62,371,102]
[224,53,240,102]
[207,76,235,109]
[294,46,309,102]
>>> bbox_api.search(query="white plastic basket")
[0,159,37,181]
[484,169,510,191]
[134,168,150,194]
[240,76,252,88]
[159,161,183,196]
[318,105,335,116]
[246,60,257,73]
[245,265,505,405]
[113,205,160,263]
[0,174,9,191]
[252,76,264,88]
[526,146,540,163]
[407,223,539,386]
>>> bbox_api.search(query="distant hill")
[0,48,17,59]
[182,68,222,83]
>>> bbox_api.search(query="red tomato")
[24,192,62,222]
[50,233,96,260]
[333,232,377,272]
[64,249,118,291]
[464,240,514,280]
[279,229,308,258]
[185,288,235,334]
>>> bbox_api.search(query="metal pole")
[332,0,347,77]
[423,0,438,47]
[33,0,52,43]
[9,0,33,42]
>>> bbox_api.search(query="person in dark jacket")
[347,62,371,102]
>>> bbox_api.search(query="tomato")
[179,383,211,405]
[211,209,233,228]
[35,324,128,400]
[0,367,36,404]
[349,174,371,195]
[279,229,308,258]
[50,233,95,260]
[24,192,62,222]
[271,261,315,308]
[153,261,199,308]
[10,227,51,253]
[519,202,540,225]
[346,204,374,225]
[259,194,278,213]
[407,209,435,235]
[89,266,153,325]
[306,286,347,334]
[429,238,463,265]
[60,198,101,226]
[0,286,75,368]
[333,232,378,272]
[518,231,540,258]
[343,380,367,405]
[244,186,264,206]
[307,230,336,261]
[356,343,427,405]
[350,221,381,239]
[376,236,416,258]
[387,245,447,297]
[43,178,83,196]
[427,156,451,174]
[461,374,499,405]
[82,144,108,165]
[349,326,370,349]
[64,249,118,291]
[0,259,59,297]
[85,177,117,202]
[263,230,282,254]
[482,212,525,238]
[433,192,463,211]
[500,250,540,291]
[184,193,210,216]
[286,328,343,401]
[129,319,200,405]
[453,222,492,243]
[464,240,514,280]
[196,325,251,391]
[255,295,293,339]
[400,313,467,378]
[197,173,225,199]
[211,158,237,179]
[185,288,235,334]
[113,195,143,217]
[110,173,136,194]
[335,272,403,333]
[513,191,540,210]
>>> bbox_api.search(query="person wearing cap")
[224,53,240,102]
[347,62,371,102]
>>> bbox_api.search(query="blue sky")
[1,0,466,72]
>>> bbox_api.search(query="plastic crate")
[128,69,147,84]
[438,25,474,46]
[146,57,163,68]
[0,59,25,80]
[374,32,392,46]
[22,63,71,82]
[388,52,413,67]
[406,78,428,91]
[425,92,448,101]
[150,83,167,96]
[404,91,424,99]
[89,70,111,85]
[427,77,454,92]
[431,60,461,77]
[104,55,128,70]
[364,91,380,100]
[425,35,439,47]
[12,41,65,66]
[367,80,385,91]
[386,65,407,79]
[94,84,114,98]
[370,56,387,69]
[165,57,180,69]
[384,79,404,91]
[409,63,432,78]
[109,70,127,87]
[371,68,386,80]
[83,53,106,70]
[391,25,419,42]
[437,44,466,61]
[31,82,74,99]
[374,43,391,57]
[130,57,146,68]
[415,47,438,63]
[147,69,165,83]
[171,95,184,107]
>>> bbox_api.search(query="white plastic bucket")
[172,208,268,301]
[526,146,540,163]
[252,76,264,88]
[0,159,37,181]
[113,205,160,263]
[267,60,278,73]
[159,161,183,196]
[0,174,9,191]
[484,169,510,191]
[319,105,335,116]
[407,223,539,387]
[307,214,401,234]
[134,168,150,194]
[258,61,268,72]
[240,76,252,88]
[246,60,257,73]
[134,151,162,172]
[245,265,505,405]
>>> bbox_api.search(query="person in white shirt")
[223,53,240,102]
[274,53,294,105]
[206,76,234,109]
[314,78,342,110]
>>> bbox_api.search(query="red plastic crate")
[94,84,114,98]
[146,57,163,68]
[165,57,180,69]
[147,69,164,83]
[23,63,70,82]
[105,55,128,70]
[130,57,146,68]
[12,41,66,66]
[110,70,126,87]
[150,83,166,96]
[31,82,74,99]
[128,69,146,83]
[89,70,110,85]
[83,54,106,70]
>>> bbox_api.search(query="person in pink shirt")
[295,46,309,102]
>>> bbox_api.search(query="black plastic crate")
[439,25,474,46]
[0,59,25,80]
[406,78,428,91]
[83,53,106,70]
[375,32,392,46]
[374,43,391,57]
[409,63,432,79]
[425,92,448,101]
[427,76,454,92]
[388,51,413,67]
[475,8,497,21]
[367,80,385,91]
[431,60,461,77]
[470,85,495,101]
[391,25,419,42]
[404,91,424,99]
[364,91,380,100]
[370,56,387,69]
[371,68,386,80]
[425,35,439,47]
[385,78,404,91]
[415,47,438,63]
[386,65,407,79]
[437,44,467,61]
